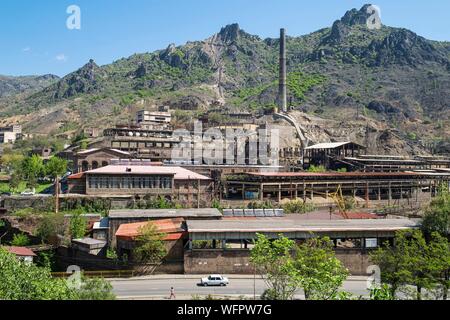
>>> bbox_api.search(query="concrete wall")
[335,249,372,276]
[184,249,373,276]
[56,246,183,274]
[185,250,253,274]
[2,196,55,211]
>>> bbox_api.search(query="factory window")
[132,177,140,189]
[156,143,162,148]
[365,238,378,249]
[81,161,89,172]
[102,161,109,167]
[112,177,120,189]
[92,161,99,170]
[122,177,130,188]
[336,238,362,249]
[154,177,161,188]
[143,177,150,188]
[100,177,108,189]
[162,177,172,189]
[89,177,100,189]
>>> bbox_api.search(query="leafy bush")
[69,213,87,240]
[282,200,316,214]
[133,222,167,263]
[247,201,275,209]
[35,213,66,244]
[10,233,30,247]
[307,165,327,173]
[0,247,116,300]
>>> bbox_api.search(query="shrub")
[11,233,30,247]
[282,200,316,214]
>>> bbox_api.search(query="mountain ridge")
[0,4,448,155]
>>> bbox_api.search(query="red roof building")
[3,246,36,264]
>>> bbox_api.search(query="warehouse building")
[184,218,419,275]
[224,171,450,206]
[67,160,214,208]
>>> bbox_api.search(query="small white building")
[4,246,36,264]
[136,110,171,124]
[0,125,22,144]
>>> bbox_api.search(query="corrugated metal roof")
[72,238,107,246]
[108,208,222,219]
[68,172,85,179]
[305,142,365,150]
[77,148,131,155]
[186,218,418,233]
[115,218,185,241]
[4,246,36,257]
[247,172,422,178]
[86,165,211,180]
[223,209,285,217]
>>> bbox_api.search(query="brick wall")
[184,249,373,275]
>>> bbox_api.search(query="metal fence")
[52,270,135,279]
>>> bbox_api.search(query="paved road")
[109,276,371,299]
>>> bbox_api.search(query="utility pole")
[55,176,59,214]
[253,264,256,300]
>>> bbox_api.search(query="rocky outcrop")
[44,59,104,99]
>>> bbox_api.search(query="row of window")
[88,176,173,190]
[112,142,173,149]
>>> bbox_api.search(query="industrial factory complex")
[1,28,449,279]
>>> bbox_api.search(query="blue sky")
[1,0,449,77]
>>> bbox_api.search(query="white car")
[20,189,35,196]
[200,275,229,287]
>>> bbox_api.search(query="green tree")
[70,213,87,239]
[21,155,44,189]
[76,277,116,300]
[35,213,65,244]
[10,233,30,247]
[421,184,450,237]
[0,247,115,300]
[293,237,349,300]
[370,232,410,298]
[404,230,435,300]
[371,230,440,300]
[9,171,22,193]
[0,247,76,300]
[427,232,450,300]
[133,222,167,263]
[45,156,68,179]
[250,234,298,300]
[0,152,24,171]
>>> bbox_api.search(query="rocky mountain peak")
[324,4,377,44]
[45,59,104,99]
[218,23,241,43]
[340,4,375,27]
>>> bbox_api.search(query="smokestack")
[278,28,287,113]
